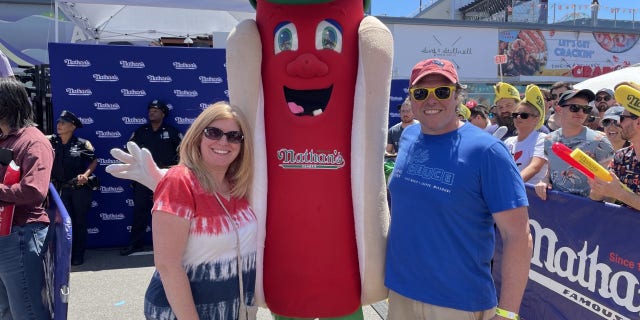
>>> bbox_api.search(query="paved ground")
[67,248,387,320]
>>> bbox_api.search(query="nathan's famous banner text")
[494,186,640,320]
[498,30,639,78]
[48,43,228,248]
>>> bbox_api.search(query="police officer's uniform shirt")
[49,135,96,183]
[129,124,182,168]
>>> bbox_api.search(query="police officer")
[120,100,182,256]
[49,110,98,266]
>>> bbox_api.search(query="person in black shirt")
[121,100,182,256]
[49,110,97,265]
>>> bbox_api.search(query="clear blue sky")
[371,0,640,19]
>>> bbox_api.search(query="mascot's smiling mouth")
[284,85,333,116]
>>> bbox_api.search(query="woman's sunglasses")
[203,126,244,144]
[561,104,593,114]
[601,119,620,127]
[511,112,537,120]
[409,86,456,101]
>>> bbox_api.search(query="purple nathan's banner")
[494,185,640,320]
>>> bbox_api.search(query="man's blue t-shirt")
[385,122,528,311]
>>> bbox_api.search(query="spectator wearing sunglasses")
[386,58,531,320]
[583,104,601,131]
[589,82,640,210]
[121,100,183,256]
[144,102,257,320]
[546,82,574,131]
[535,88,614,200]
[595,88,618,114]
[504,85,548,185]
[599,106,630,151]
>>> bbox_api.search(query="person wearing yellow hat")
[457,103,471,121]
[503,84,548,184]
[490,82,521,140]
[589,82,640,210]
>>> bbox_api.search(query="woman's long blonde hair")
[178,101,253,199]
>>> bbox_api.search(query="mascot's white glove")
[105,141,167,191]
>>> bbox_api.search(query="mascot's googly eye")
[315,20,342,53]
[274,22,298,54]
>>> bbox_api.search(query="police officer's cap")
[58,110,83,128]
[148,100,169,114]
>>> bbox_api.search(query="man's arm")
[519,157,546,183]
[493,206,532,319]
[589,171,640,210]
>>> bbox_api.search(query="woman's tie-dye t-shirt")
[144,165,257,320]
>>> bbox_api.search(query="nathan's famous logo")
[276,148,345,169]
[175,117,196,125]
[91,200,98,208]
[99,213,126,221]
[87,227,100,234]
[200,103,210,110]
[121,89,146,97]
[66,88,92,96]
[624,94,640,110]
[530,219,640,318]
[93,74,119,82]
[125,199,135,207]
[199,76,223,84]
[96,130,122,138]
[94,102,121,110]
[173,62,197,70]
[147,75,172,83]
[78,117,94,125]
[64,59,91,67]
[98,158,120,166]
[120,60,145,69]
[100,186,125,194]
[174,89,198,97]
[122,117,147,125]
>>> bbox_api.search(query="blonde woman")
[144,102,256,320]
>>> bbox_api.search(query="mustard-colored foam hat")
[458,104,471,120]
[494,82,521,102]
[524,84,545,130]
[614,81,640,117]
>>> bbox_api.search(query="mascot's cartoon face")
[255,0,363,118]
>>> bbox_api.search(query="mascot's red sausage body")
[224,0,393,318]
[257,0,362,316]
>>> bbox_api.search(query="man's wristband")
[495,307,519,320]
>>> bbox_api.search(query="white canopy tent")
[574,64,640,93]
[55,0,256,45]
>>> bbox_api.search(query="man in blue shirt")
[385,58,532,320]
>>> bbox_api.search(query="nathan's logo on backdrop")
[276,148,345,169]
[224,89,229,97]
[64,59,91,67]
[391,95,404,102]
[122,117,147,125]
[173,62,197,70]
[99,213,126,221]
[175,117,196,125]
[93,74,119,82]
[98,158,120,166]
[79,117,94,125]
[199,76,223,84]
[94,102,121,110]
[174,89,198,97]
[126,199,134,207]
[121,89,147,97]
[529,219,639,317]
[147,75,173,83]
[200,103,210,110]
[100,186,125,194]
[66,88,92,96]
[96,130,122,138]
[120,60,145,69]
[87,227,100,234]
[91,201,98,208]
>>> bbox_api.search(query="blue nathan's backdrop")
[48,43,228,248]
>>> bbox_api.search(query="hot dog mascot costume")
[108,0,392,318]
